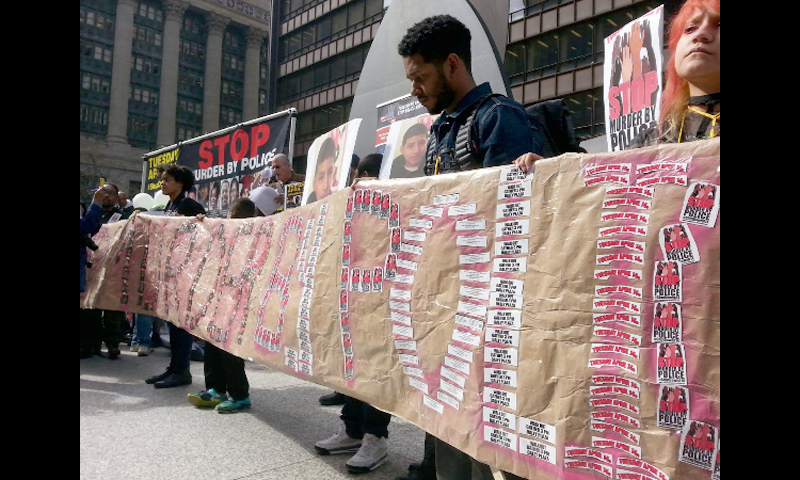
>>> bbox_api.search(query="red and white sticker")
[659,223,700,265]
[681,181,720,228]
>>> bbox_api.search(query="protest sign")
[604,5,664,152]
[85,138,719,480]
[143,111,293,217]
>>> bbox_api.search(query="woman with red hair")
[633,0,720,146]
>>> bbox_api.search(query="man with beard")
[394,15,545,480]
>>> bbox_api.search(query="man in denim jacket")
[394,14,544,480]
[398,15,543,175]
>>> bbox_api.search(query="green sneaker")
[215,396,251,413]
[187,389,226,408]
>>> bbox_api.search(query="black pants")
[167,322,195,373]
[203,342,249,401]
[340,395,391,439]
[80,308,123,352]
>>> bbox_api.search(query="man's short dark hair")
[229,197,257,218]
[356,153,383,178]
[158,163,194,192]
[317,137,336,166]
[397,15,472,72]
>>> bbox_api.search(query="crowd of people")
[81,1,718,478]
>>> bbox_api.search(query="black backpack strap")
[452,93,504,169]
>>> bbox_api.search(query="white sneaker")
[137,346,152,356]
[314,424,362,455]
[345,433,388,473]
[130,344,140,352]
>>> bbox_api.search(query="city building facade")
[80,0,681,201]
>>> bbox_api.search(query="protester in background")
[347,153,361,185]
[80,187,113,359]
[269,154,306,209]
[631,0,720,147]
[118,191,135,218]
[314,153,393,474]
[186,197,255,413]
[145,164,206,389]
[80,182,129,360]
[396,15,543,480]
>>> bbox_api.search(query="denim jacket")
[425,83,543,175]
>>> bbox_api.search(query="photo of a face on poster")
[302,119,361,205]
[378,114,438,180]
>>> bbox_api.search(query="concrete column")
[202,12,230,134]
[243,28,268,121]
[106,0,138,145]
[156,0,189,147]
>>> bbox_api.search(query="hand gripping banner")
[83,138,720,480]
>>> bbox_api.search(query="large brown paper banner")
[82,139,720,480]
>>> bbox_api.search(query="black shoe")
[107,345,121,359]
[145,369,173,384]
[319,391,346,406]
[154,370,192,389]
[396,469,435,480]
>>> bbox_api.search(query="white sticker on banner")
[597,238,647,253]
[419,205,444,217]
[591,343,640,360]
[485,346,519,367]
[680,182,720,228]
[434,193,459,205]
[496,219,530,237]
[397,258,418,271]
[444,355,470,375]
[448,203,477,216]
[391,310,412,326]
[491,278,524,296]
[409,218,433,229]
[593,326,642,347]
[483,406,517,431]
[638,175,688,188]
[496,200,531,219]
[460,252,492,265]
[486,327,520,347]
[498,180,532,200]
[596,253,644,265]
[395,339,417,351]
[400,243,423,256]
[519,418,556,444]
[483,387,517,410]
[453,329,482,347]
[490,292,524,309]
[403,365,424,378]
[441,366,467,388]
[437,390,460,410]
[457,301,487,319]
[440,378,465,401]
[603,197,651,210]
[519,438,557,465]
[585,163,632,176]
[392,324,413,338]
[403,231,427,242]
[484,426,518,451]
[394,273,415,285]
[484,367,518,387]
[600,211,650,224]
[390,300,411,312]
[390,287,412,301]
[494,257,527,273]
[495,239,529,256]
[454,314,484,332]
[398,353,419,365]
[447,343,474,363]
[423,395,443,414]
[598,225,648,238]
[460,285,491,301]
[487,310,522,328]
[500,165,531,182]
[409,377,429,394]
[584,174,630,187]
[457,235,488,247]
[460,269,491,283]
[605,185,655,198]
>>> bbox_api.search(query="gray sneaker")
[346,433,388,473]
[314,424,362,455]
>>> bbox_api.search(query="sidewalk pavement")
[80,343,426,480]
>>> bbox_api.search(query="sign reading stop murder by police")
[603,5,664,152]
[144,111,293,217]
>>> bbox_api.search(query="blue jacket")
[80,202,104,292]
[425,82,543,174]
